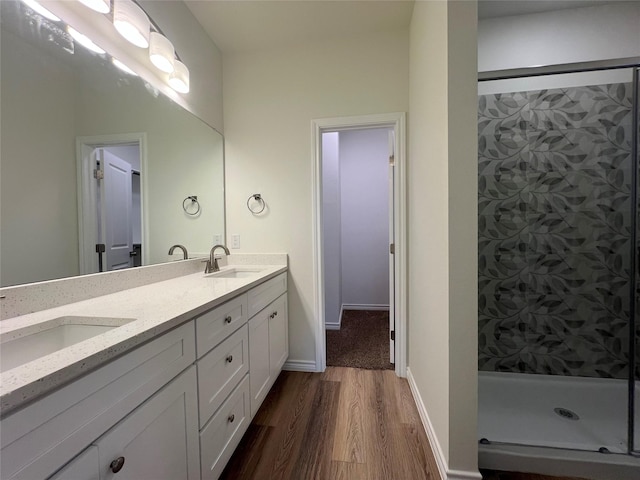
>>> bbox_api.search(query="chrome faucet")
[205,244,230,273]
[168,244,189,260]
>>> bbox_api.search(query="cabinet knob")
[274,310,278,316]
[110,456,125,473]
[269,313,274,319]
[224,315,232,324]
[228,413,235,423]
[226,355,233,363]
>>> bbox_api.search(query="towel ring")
[247,194,266,214]
[183,196,201,216]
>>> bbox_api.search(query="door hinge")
[390,243,395,255]
[389,155,395,166]
[390,331,395,341]
[94,169,104,180]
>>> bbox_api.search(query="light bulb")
[113,0,150,49]
[149,32,175,73]
[169,60,189,93]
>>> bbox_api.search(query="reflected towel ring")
[247,194,266,214]
[183,195,201,216]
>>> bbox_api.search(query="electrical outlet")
[213,234,222,245]
[231,234,240,249]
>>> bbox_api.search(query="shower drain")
[554,407,580,421]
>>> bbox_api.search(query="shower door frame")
[479,57,640,456]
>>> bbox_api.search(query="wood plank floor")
[221,367,585,480]
[221,367,440,480]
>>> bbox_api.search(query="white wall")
[322,133,342,328]
[408,0,479,476]
[478,3,640,72]
[224,28,409,365]
[339,128,390,307]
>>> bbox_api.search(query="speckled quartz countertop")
[0,264,287,416]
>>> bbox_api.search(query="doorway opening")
[312,113,407,377]
[77,133,146,275]
[322,128,394,370]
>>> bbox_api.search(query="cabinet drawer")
[1,322,195,480]
[196,294,248,358]
[197,324,249,428]
[247,272,287,317]
[200,375,250,480]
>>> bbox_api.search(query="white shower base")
[478,371,640,480]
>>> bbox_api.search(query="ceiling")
[184,0,415,54]
[184,0,627,54]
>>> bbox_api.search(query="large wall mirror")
[0,0,225,287]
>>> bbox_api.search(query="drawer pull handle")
[226,355,233,363]
[224,316,233,324]
[228,414,235,423]
[110,457,125,473]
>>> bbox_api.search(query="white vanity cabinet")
[1,269,289,480]
[247,274,288,417]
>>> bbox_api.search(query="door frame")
[76,133,147,275]
[311,112,407,377]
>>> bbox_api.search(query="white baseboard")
[342,303,390,311]
[406,368,482,480]
[325,323,341,330]
[283,359,317,372]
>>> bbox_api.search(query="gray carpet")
[326,310,394,370]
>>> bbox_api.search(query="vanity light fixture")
[68,26,106,54]
[112,58,138,76]
[78,0,110,14]
[169,60,190,93]
[149,32,175,73]
[21,0,60,21]
[113,0,150,48]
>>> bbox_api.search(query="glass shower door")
[478,67,636,454]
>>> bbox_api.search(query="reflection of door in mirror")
[78,135,143,275]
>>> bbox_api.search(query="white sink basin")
[0,316,134,372]
[204,267,265,279]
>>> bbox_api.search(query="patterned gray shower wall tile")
[477,81,635,379]
[525,170,631,214]
[479,234,530,258]
[478,91,529,136]
[526,83,633,131]
[527,124,633,172]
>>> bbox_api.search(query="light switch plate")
[231,234,240,249]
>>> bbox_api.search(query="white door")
[101,150,133,271]
[388,131,395,364]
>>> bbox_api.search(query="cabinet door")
[248,309,271,418]
[268,293,288,378]
[95,367,199,480]
[48,446,99,480]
